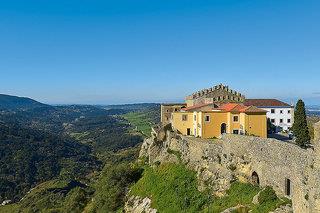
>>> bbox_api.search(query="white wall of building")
[260,107,294,131]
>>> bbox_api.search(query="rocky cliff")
[127,122,320,212]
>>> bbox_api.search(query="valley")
[0,95,159,212]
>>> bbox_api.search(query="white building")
[244,99,294,132]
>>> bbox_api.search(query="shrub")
[258,187,278,204]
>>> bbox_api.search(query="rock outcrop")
[138,122,320,213]
[124,196,157,213]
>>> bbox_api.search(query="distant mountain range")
[307,106,320,116]
[0,94,50,110]
[0,93,318,117]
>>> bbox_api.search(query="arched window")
[252,171,260,185]
[221,123,227,134]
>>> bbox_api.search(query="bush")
[258,187,278,204]
[251,186,290,213]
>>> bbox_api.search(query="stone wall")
[140,122,320,212]
[221,134,314,212]
[185,84,245,106]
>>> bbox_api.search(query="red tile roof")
[244,99,291,107]
[217,103,267,113]
[182,103,218,111]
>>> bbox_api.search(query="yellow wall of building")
[172,111,267,139]
[172,112,194,135]
[228,112,241,134]
[201,112,228,138]
[243,113,267,138]
[161,104,186,125]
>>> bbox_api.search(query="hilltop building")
[171,103,267,138]
[244,99,294,131]
[161,84,293,138]
[160,103,186,126]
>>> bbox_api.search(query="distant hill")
[0,94,49,110]
[105,103,160,111]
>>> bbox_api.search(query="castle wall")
[141,122,320,212]
[222,134,314,212]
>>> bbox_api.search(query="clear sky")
[0,0,319,105]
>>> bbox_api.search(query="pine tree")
[292,99,311,148]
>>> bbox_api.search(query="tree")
[292,99,311,148]
[267,118,276,134]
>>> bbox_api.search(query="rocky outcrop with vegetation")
[129,126,299,212]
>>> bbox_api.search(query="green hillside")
[0,96,157,212]
[0,94,49,110]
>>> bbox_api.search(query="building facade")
[171,103,267,138]
[244,99,294,131]
[160,103,186,126]
[160,84,245,126]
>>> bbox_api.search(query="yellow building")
[171,103,267,138]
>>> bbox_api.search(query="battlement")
[186,84,245,100]
[185,84,245,107]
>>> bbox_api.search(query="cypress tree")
[292,99,311,148]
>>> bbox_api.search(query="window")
[285,179,291,196]
[271,119,275,123]
[233,130,239,134]
[271,109,275,113]
[175,108,178,112]
[182,115,187,121]
[194,115,197,121]
[233,116,239,122]
[280,119,283,123]
[287,119,291,123]
[288,110,291,114]
[205,115,210,122]
[280,110,283,114]
[187,128,191,135]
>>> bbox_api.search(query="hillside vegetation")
[0,95,158,212]
[122,104,160,137]
[0,94,48,110]
[130,163,291,213]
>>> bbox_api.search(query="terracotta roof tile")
[217,103,267,113]
[244,99,290,107]
[182,103,218,111]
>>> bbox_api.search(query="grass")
[204,182,260,212]
[123,111,155,137]
[130,163,209,213]
[0,204,19,213]
[130,163,291,213]
[251,187,291,213]
[167,148,182,162]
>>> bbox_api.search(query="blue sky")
[0,0,319,105]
